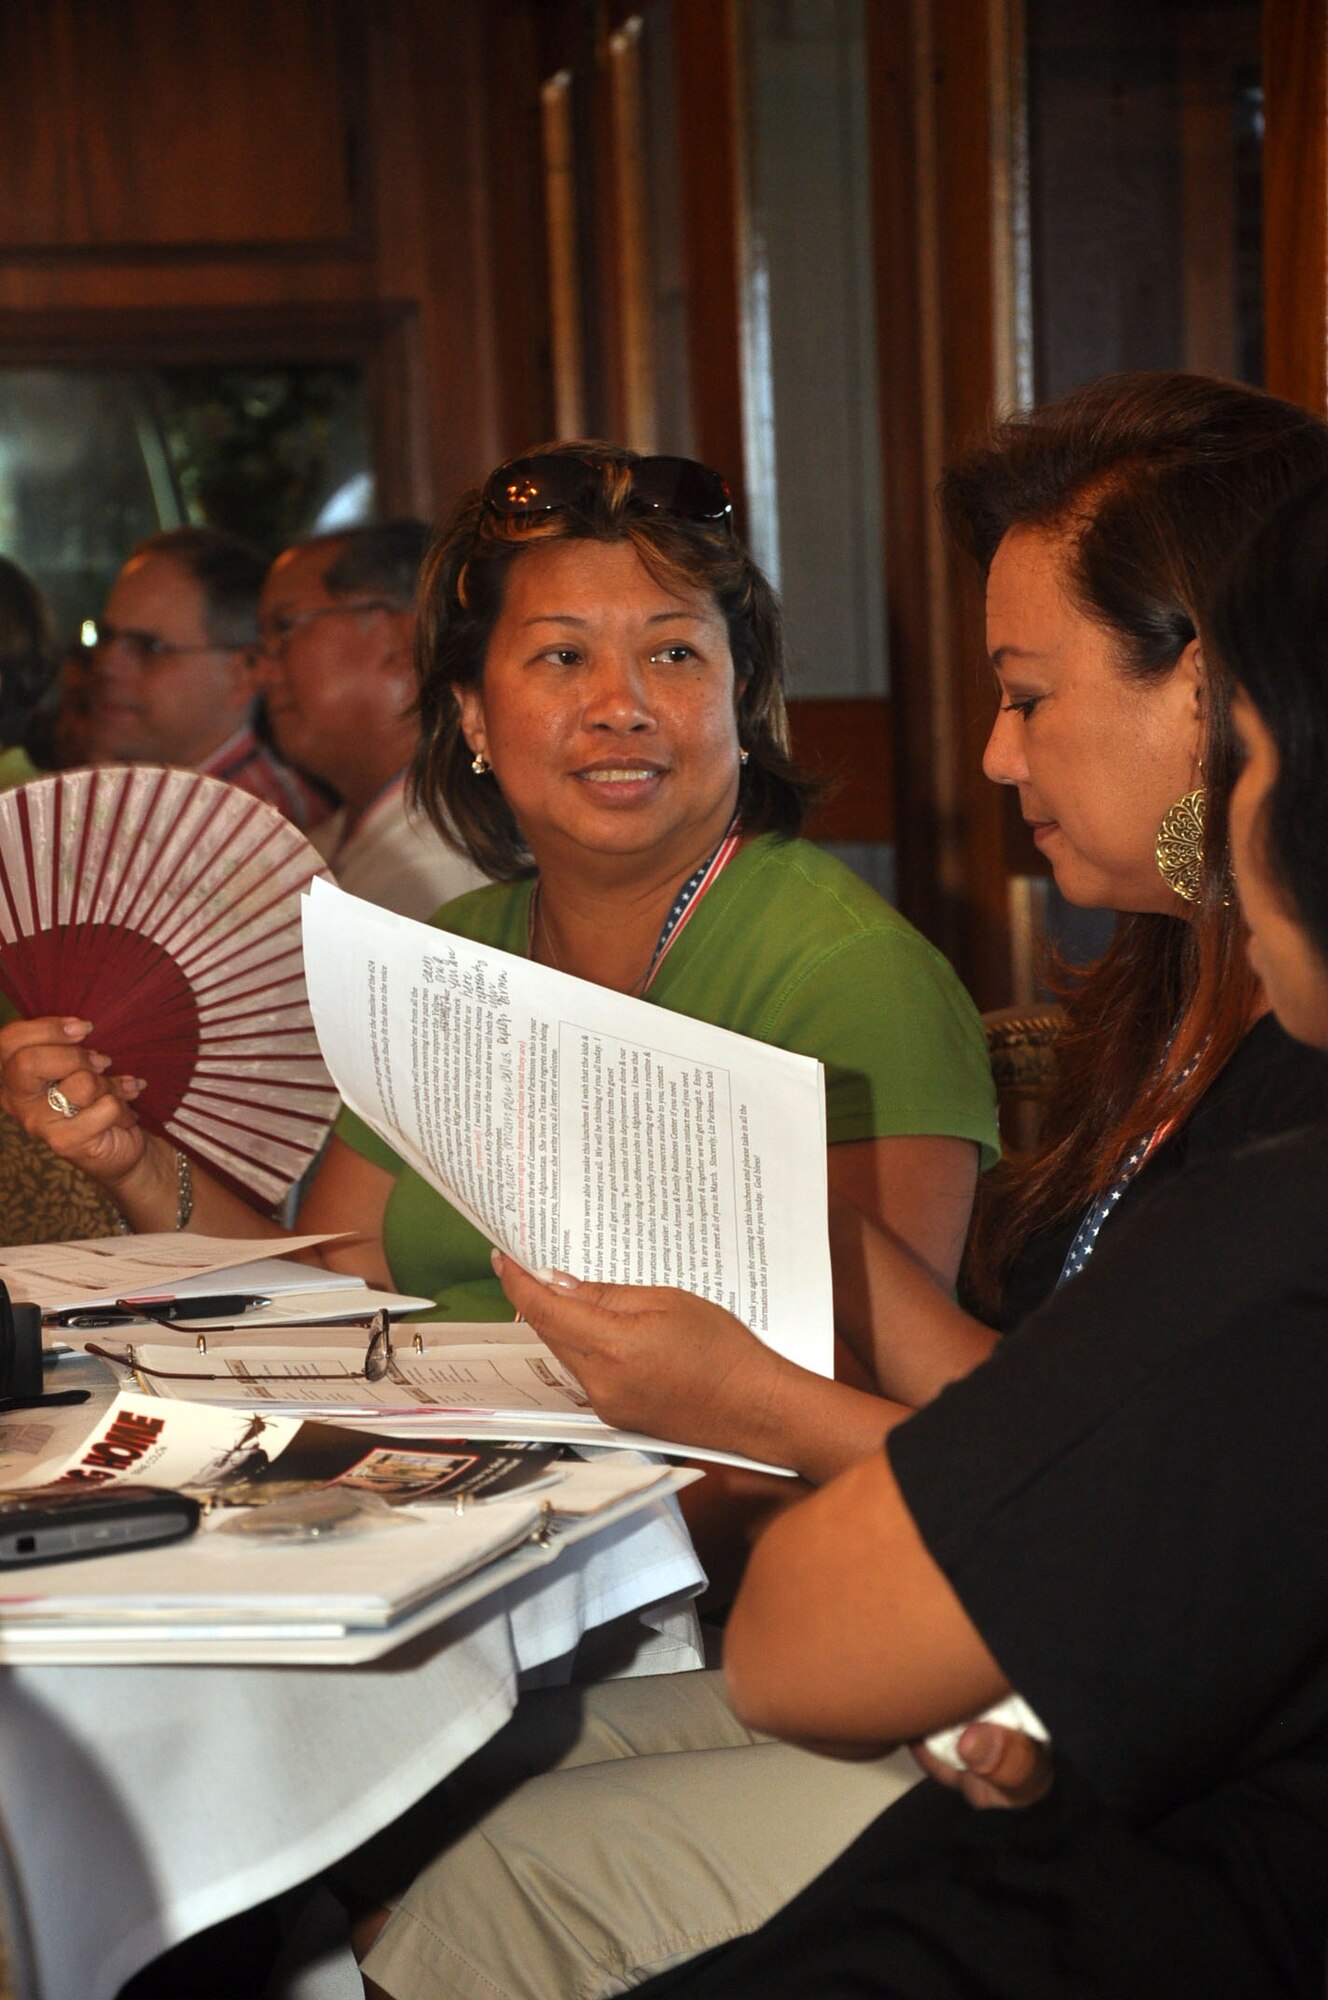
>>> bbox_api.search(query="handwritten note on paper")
[301,880,832,1374]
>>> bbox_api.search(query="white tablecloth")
[0,1501,704,2000]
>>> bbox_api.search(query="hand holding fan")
[0,767,340,1206]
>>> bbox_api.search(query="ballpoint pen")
[48,1294,272,1330]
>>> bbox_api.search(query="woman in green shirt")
[0,445,997,1483]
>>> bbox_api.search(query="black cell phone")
[0,1485,200,1568]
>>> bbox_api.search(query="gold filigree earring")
[1155,787,1206,904]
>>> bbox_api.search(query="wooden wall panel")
[789,698,894,845]
[672,0,748,528]
[481,1,555,457]
[362,0,505,509]
[0,0,524,525]
[0,0,361,252]
[1263,0,1328,413]
[870,0,1021,1007]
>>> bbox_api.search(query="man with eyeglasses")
[257,520,486,918]
[85,526,330,830]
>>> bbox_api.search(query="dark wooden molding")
[0,301,413,366]
[0,2,528,522]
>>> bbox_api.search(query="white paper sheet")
[1,1232,349,1312]
[96,1342,797,1476]
[301,879,833,1373]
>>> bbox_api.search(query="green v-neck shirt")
[337,834,998,1318]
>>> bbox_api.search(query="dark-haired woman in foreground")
[352,374,1328,2000]
[616,466,1328,1998]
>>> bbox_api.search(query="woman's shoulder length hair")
[411,442,821,880]
[944,373,1328,1312]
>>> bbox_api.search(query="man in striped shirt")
[84,527,330,832]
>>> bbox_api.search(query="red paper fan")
[0,766,340,1206]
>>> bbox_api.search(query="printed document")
[302,880,833,1373]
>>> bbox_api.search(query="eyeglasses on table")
[85,1307,410,1384]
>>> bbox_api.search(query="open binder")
[93,1331,798,1474]
[0,1460,696,1666]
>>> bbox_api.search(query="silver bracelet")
[174,1149,195,1231]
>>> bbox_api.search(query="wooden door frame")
[868,0,1026,1009]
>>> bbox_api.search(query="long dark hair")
[942,373,1328,1308]
[1210,472,1328,969]
[413,442,819,880]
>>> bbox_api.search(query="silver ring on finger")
[46,1084,78,1120]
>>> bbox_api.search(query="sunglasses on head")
[482,453,733,529]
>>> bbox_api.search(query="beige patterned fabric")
[0,1109,120,1245]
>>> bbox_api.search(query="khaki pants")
[355,1669,917,2000]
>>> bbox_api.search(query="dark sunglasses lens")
[631,457,732,522]
[484,457,593,518]
[484,453,731,525]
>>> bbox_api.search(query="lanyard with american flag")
[528,816,743,995]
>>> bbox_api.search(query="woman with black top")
[614,456,1328,2000]
[500,372,1328,1450]
[351,378,1328,2000]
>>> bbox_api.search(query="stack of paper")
[0,1461,692,1665]
[0,1233,432,1328]
[0,1377,695,1663]
[301,878,835,1374]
